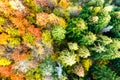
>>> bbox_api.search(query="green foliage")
[91,39,120,60]
[109,58,120,75]
[25,67,42,80]
[88,9,111,33]
[66,18,88,34]
[79,6,95,20]
[79,1,111,33]
[77,46,90,58]
[68,42,79,50]
[93,48,120,60]
[115,0,120,6]
[22,32,36,44]
[67,21,96,45]
[90,44,106,53]
[78,32,96,45]
[91,65,120,80]
[96,35,113,45]
[96,0,105,6]
[108,39,120,50]
[88,0,105,7]
[52,26,66,41]
[104,0,113,5]
[53,8,70,20]
[53,8,62,17]
[104,5,114,12]
[39,58,56,76]
[26,16,36,24]
[109,12,120,38]
[0,0,120,79]
[58,50,77,67]
[66,18,90,45]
